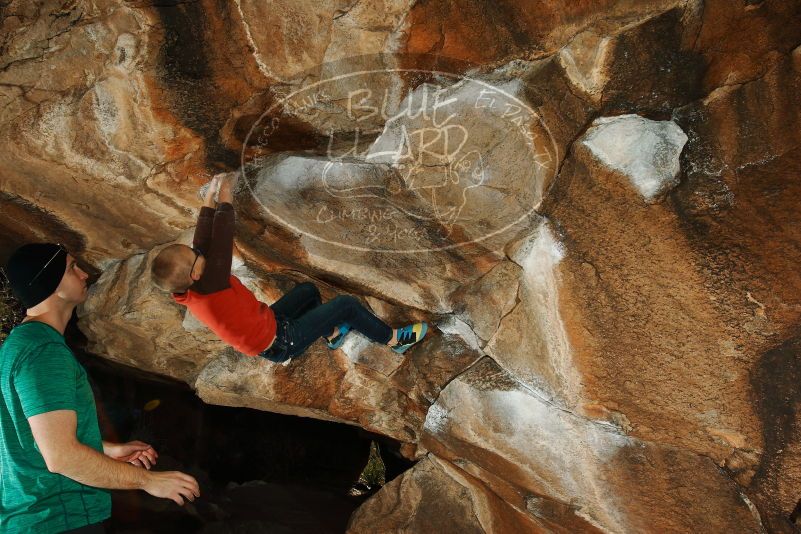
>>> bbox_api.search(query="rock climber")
[149,174,429,364]
[1,243,200,533]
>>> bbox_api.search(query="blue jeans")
[259,282,393,363]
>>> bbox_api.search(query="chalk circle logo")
[241,55,558,255]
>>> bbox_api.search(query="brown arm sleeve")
[193,202,234,294]
[193,207,216,254]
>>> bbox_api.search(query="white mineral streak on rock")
[341,332,374,363]
[32,101,73,162]
[423,362,631,533]
[90,79,150,181]
[487,221,580,406]
[232,0,278,81]
[581,114,688,202]
[508,220,565,268]
[423,402,450,435]
[558,29,612,100]
[437,315,482,353]
[738,491,768,534]
[93,82,120,138]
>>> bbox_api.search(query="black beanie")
[5,243,67,309]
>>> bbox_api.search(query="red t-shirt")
[173,275,276,356]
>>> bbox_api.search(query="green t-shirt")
[0,321,111,533]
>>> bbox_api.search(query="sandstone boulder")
[347,455,550,534]
[2,0,800,531]
[419,358,762,533]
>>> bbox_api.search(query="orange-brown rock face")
[402,0,684,66]
[2,0,801,532]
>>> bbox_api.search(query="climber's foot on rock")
[325,323,351,350]
[390,322,428,354]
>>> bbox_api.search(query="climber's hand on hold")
[203,176,220,208]
[218,174,235,204]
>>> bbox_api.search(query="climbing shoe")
[391,322,428,354]
[325,323,352,349]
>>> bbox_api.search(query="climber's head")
[151,244,205,293]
